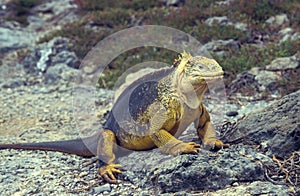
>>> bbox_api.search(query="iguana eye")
[198,64,204,69]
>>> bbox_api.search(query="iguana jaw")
[191,71,224,86]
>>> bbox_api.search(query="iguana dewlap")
[0,52,229,183]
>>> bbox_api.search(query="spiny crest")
[172,51,192,72]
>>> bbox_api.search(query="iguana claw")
[169,141,201,156]
[214,140,230,149]
[205,140,230,151]
[98,164,122,183]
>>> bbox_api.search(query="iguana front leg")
[196,105,230,150]
[97,129,122,183]
[151,129,201,156]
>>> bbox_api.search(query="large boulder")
[224,90,300,159]
[118,145,275,193]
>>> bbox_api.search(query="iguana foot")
[98,164,122,183]
[204,139,230,151]
[170,142,201,156]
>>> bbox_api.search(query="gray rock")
[27,0,79,30]
[233,22,247,31]
[33,0,77,16]
[215,0,234,6]
[93,184,112,194]
[44,63,78,84]
[197,39,239,57]
[211,181,289,196]
[205,16,229,26]
[159,0,185,6]
[252,70,282,91]
[228,71,261,97]
[0,78,25,88]
[226,111,238,117]
[22,37,79,74]
[118,145,271,193]
[154,146,267,193]
[281,32,300,43]
[265,14,289,27]
[205,16,247,31]
[266,54,299,71]
[224,90,300,159]
[279,27,293,36]
[0,25,37,53]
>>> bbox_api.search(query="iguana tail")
[0,135,99,157]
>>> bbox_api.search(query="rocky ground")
[0,0,299,195]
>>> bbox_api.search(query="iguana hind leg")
[97,129,122,183]
[151,129,201,156]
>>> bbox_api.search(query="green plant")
[88,8,133,28]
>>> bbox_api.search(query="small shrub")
[183,22,248,43]
[74,0,163,11]
[88,8,133,28]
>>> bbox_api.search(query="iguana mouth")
[192,72,224,82]
[202,74,223,81]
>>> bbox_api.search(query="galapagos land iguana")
[0,52,230,183]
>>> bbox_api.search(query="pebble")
[226,111,238,117]
[93,184,112,194]
[79,171,89,177]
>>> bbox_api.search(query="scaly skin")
[0,52,229,184]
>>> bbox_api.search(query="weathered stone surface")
[22,37,79,74]
[45,63,78,84]
[205,16,247,31]
[251,69,282,91]
[118,145,271,193]
[210,181,289,196]
[228,71,261,97]
[224,90,300,159]
[205,16,230,26]
[93,184,112,194]
[0,25,37,53]
[198,39,239,57]
[32,0,77,16]
[158,0,184,6]
[278,27,300,42]
[0,78,25,88]
[265,14,289,27]
[266,54,299,71]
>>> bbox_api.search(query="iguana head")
[173,52,224,108]
[174,51,224,86]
